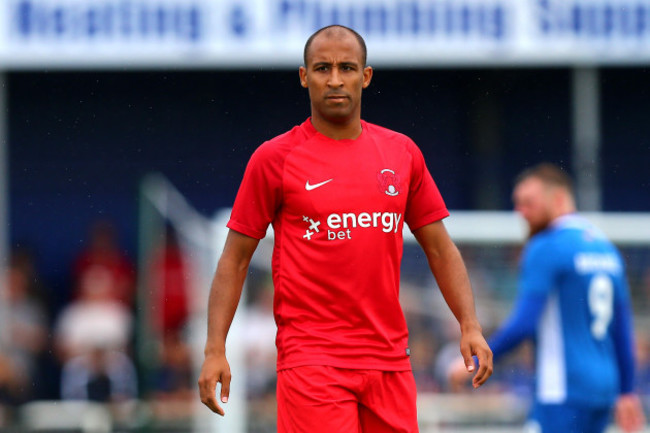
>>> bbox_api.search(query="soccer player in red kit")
[198,25,493,432]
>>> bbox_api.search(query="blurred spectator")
[435,338,465,393]
[141,226,194,422]
[55,265,133,361]
[9,245,51,308]
[73,220,135,307]
[147,330,194,420]
[409,333,440,393]
[151,331,193,397]
[61,347,137,403]
[400,281,441,392]
[243,282,278,433]
[636,330,650,397]
[56,262,138,406]
[0,353,24,409]
[243,283,277,399]
[0,249,50,403]
[149,226,190,337]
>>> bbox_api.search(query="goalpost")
[138,173,650,433]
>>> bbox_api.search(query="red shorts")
[277,366,419,433]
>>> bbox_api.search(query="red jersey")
[228,119,449,371]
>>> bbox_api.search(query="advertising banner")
[2,0,650,68]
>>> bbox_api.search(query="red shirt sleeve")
[227,142,284,239]
[404,139,449,231]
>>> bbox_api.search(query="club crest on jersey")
[377,169,401,196]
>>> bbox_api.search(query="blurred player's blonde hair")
[515,163,574,196]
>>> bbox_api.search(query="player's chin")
[322,103,351,116]
[322,109,354,123]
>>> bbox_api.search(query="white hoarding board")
[2,0,650,68]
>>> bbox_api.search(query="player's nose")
[327,69,343,87]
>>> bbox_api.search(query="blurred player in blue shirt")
[451,163,646,432]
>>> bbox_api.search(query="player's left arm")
[413,220,493,388]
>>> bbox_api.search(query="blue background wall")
[8,67,650,305]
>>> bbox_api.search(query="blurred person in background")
[55,265,133,361]
[450,163,646,433]
[634,330,650,408]
[0,353,22,408]
[147,330,195,420]
[408,334,440,393]
[145,226,194,420]
[55,264,137,403]
[242,282,277,399]
[73,219,135,307]
[148,226,190,337]
[60,346,137,403]
[400,281,442,393]
[198,24,492,432]
[0,249,50,404]
[242,282,278,433]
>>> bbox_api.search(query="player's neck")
[548,192,576,221]
[310,115,362,140]
[552,202,576,220]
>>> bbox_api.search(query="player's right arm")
[198,229,260,416]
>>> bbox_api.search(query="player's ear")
[299,66,308,88]
[362,66,373,89]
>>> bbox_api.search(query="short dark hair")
[303,25,367,67]
[515,163,574,193]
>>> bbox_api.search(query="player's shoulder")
[524,231,556,257]
[551,214,614,247]
[252,121,311,160]
[261,122,309,149]
[527,215,616,261]
[524,224,577,267]
[362,120,414,145]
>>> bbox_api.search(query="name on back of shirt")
[574,253,621,274]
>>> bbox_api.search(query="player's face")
[299,33,372,125]
[513,177,555,237]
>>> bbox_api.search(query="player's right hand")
[198,353,231,416]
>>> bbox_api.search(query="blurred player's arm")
[198,229,260,416]
[413,220,493,388]
[448,242,551,389]
[447,289,546,390]
[612,281,646,432]
[487,291,546,357]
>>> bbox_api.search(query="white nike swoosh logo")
[305,178,333,191]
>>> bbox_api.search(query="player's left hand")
[459,327,493,389]
[615,393,646,432]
